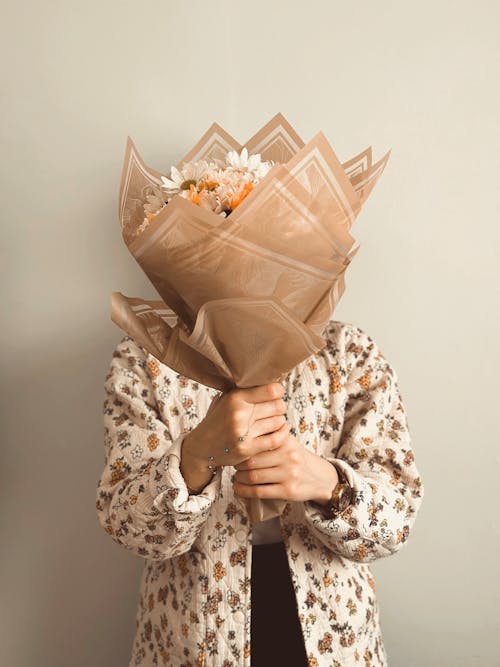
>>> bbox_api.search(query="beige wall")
[1,1,498,665]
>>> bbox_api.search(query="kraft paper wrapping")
[111,112,390,524]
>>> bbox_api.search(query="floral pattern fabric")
[95,320,424,666]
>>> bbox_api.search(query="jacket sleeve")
[300,324,425,563]
[95,336,222,561]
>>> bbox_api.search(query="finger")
[249,413,287,438]
[234,422,290,470]
[243,421,290,458]
[234,427,292,468]
[229,398,287,447]
[250,397,287,422]
[233,446,283,471]
[234,464,286,486]
[233,481,288,500]
[231,412,290,462]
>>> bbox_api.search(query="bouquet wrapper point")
[111,112,391,524]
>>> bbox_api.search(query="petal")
[170,166,183,184]
[161,176,179,190]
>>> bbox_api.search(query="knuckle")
[274,414,286,429]
[269,383,284,399]
[235,442,250,458]
[273,398,286,414]
[279,425,291,440]
[281,422,291,438]
[288,449,300,465]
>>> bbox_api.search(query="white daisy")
[225,147,273,178]
[160,160,210,193]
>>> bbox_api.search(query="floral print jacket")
[95,320,425,667]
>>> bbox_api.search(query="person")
[96,319,424,667]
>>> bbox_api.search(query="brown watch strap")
[329,461,353,519]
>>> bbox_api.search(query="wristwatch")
[316,461,353,519]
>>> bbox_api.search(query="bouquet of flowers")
[111,112,390,522]
[136,145,274,235]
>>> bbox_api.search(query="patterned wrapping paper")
[110,112,391,523]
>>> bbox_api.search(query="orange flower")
[147,358,160,378]
[213,561,226,582]
[147,433,160,451]
[187,183,202,205]
[230,181,254,209]
[199,177,219,191]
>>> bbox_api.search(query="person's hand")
[180,382,287,492]
[232,431,339,506]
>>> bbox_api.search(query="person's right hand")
[180,382,290,493]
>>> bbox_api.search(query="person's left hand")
[232,423,339,506]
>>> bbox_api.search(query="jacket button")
[233,610,244,623]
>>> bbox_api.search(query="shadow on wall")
[1,327,144,667]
